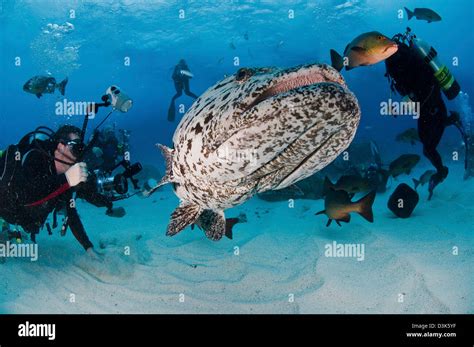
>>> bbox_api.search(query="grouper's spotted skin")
[149,63,361,240]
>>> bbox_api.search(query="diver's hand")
[180,69,194,78]
[86,247,104,261]
[65,162,88,187]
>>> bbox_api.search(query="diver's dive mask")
[105,85,133,113]
[60,139,85,158]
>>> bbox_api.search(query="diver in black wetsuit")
[385,41,463,199]
[84,126,121,172]
[167,59,199,122]
[0,125,116,254]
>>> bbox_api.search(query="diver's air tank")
[410,37,460,100]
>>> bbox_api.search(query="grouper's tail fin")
[143,144,175,197]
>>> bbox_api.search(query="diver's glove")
[180,70,194,78]
[65,162,89,187]
[106,206,126,218]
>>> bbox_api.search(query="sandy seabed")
[0,164,472,314]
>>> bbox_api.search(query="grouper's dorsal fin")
[167,202,202,237]
[143,144,175,197]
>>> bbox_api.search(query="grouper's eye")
[235,68,254,82]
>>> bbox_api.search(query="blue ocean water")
[0,0,473,314]
[1,0,473,162]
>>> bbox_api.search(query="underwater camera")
[91,160,142,201]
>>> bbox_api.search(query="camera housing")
[91,160,142,201]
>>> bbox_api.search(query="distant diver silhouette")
[168,59,198,122]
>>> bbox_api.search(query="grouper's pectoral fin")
[196,209,226,241]
[166,202,202,237]
[144,144,175,197]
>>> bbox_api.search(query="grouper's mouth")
[244,64,346,112]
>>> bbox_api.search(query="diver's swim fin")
[57,77,68,95]
[167,102,176,122]
[330,49,344,72]
[413,178,420,190]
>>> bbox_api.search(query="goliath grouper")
[147,63,361,240]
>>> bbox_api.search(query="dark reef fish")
[23,75,68,98]
[316,189,376,227]
[396,128,420,145]
[388,154,420,178]
[147,63,361,240]
[324,174,371,195]
[405,7,441,23]
[330,31,398,72]
[413,170,436,189]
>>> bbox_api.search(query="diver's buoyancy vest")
[0,136,56,226]
[385,42,437,103]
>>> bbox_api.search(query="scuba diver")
[385,28,466,200]
[0,85,141,253]
[85,125,122,172]
[167,59,199,122]
[0,125,115,254]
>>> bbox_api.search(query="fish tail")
[330,49,344,72]
[404,7,414,20]
[57,77,68,95]
[355,191,376,223]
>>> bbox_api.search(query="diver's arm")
[19,150,70,204]
[66,204,93,251]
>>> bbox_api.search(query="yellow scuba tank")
[410,36,460,100]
